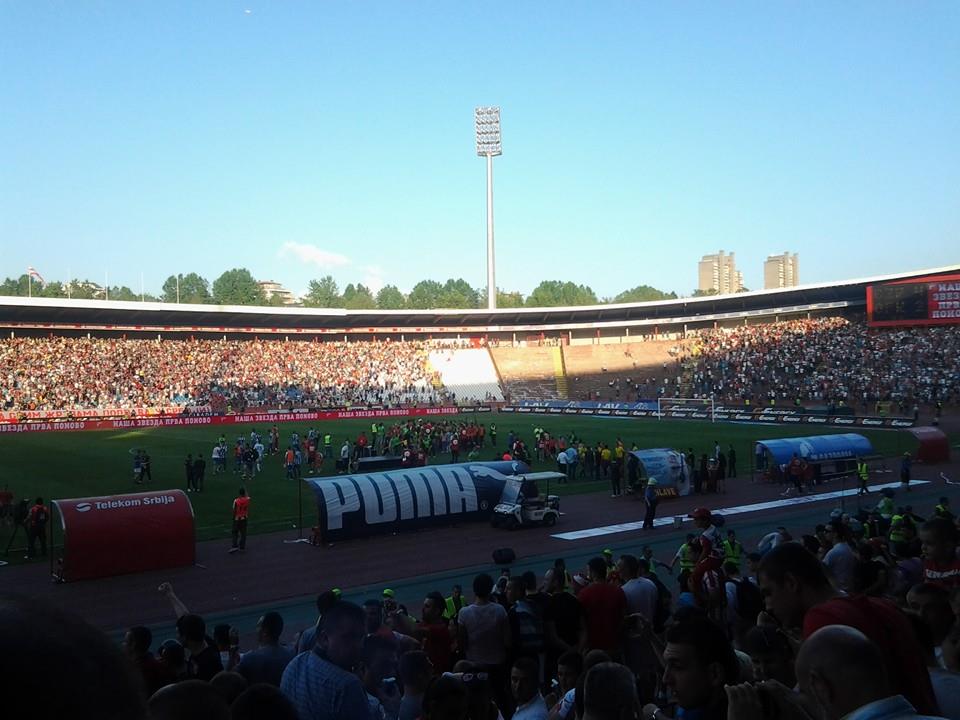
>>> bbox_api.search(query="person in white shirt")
[821,522,858,593]
[616,554,659,700]
[253,440,265,473]
[511,656,548,720]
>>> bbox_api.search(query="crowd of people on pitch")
[683,318,960,411]
[10,489,958,720]
[0,337,450,412]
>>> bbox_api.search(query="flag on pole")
[27,266,45,285]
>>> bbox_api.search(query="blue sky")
[1,1,958,299]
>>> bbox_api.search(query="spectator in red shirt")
[920,518,960,590]
[758,543,938,715]
[124,625,171,697]
[418,591,453,674]
[577,557,626,657]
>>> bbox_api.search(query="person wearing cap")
[642,477,659,530]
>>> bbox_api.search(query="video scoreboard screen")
[867,274,960,327]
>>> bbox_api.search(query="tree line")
[0,269,679,309]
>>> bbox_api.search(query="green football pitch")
[1,414,913,547]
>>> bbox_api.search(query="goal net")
[657,397,716,422]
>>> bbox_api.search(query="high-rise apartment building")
[258,280,298,305]
[698,250,743,294]
[763,252,800,289]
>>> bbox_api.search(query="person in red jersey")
[920,518,960,589]
[577,557,626,657]
[758,542,938,715]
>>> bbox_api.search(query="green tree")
[212,268,266,305]
[614,285,678,303]
[303,275,342,308]
[525,280,598,307]
[68,280,100,299]
[496,290,525,308]
[343,283,377,309]
[376,285,406,309]
[108,286,139,301]
[407,280,444,309]
[39,281,67,298]
[438,278,480,309]
[267,293,288,307]
[162,273,212,304]
[691,288,719,297]
[0,275,29,296]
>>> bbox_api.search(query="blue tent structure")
[755,433,874,467]
[627,448,691,496]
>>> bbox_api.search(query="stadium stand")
[684,318,960,410]
[427,348,505,404]
[488,344,561,401]
[0,338,450,412]
[563,340,682,402]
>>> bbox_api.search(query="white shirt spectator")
[457,602,508,667]
[823,542,858,593]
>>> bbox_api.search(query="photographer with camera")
[4,498,29,556]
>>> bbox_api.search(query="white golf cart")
[491,472,563,530]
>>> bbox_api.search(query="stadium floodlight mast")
[475,106,502,310]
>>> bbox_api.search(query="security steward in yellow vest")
[857,459,870,495]
[723,530,744,568]
[443,585,465,621]
[671,534,697,574]
[934,498,954,522]
[888,511,908,545]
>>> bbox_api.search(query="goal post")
[657,397,716,422]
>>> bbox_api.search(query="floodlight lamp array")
[475,106,502,156]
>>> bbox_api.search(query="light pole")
[475,106,501,310]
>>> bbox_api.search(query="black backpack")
[733,578,763,622]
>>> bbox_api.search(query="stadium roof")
[1,264,958,335]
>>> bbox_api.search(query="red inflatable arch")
[53,490,195,582]
[905,426,951,464]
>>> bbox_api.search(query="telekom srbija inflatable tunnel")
[308,460,530,542]
[53,490,195,582]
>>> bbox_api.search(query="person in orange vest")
[229,488,249,554]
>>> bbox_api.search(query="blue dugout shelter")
[755,433,874,466]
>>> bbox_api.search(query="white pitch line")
[551,480,931,541]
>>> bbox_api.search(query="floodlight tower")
[475,106,501,310]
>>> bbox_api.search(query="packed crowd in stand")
[684,319,960,410]
[3,320,960,416]
[0,337,449,412]
[9,486,960,720]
